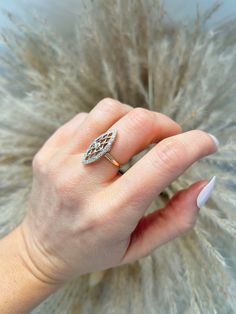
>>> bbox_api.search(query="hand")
[20,98,218,285]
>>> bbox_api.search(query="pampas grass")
[0,0,236,313]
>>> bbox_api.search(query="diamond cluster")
[81,129,117,164]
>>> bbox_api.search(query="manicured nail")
[196,176,216,208]
[208,133,220,150]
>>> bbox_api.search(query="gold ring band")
[104,152,120,168]
[81,129,121,168]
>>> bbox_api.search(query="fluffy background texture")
[0,0,236,313]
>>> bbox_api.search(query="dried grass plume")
[0,0,236,313]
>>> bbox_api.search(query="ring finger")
[67,106,182,183]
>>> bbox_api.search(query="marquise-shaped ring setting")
[81,129,118,165]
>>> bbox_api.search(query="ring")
[81,129,124,174]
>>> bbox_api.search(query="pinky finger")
[119,177,216,265]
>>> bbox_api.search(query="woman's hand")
[20,98,218,286]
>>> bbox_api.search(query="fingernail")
[208,133,220,150]
[196,176,216,208]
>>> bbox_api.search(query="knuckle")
[55,124,70,138]
[150,139,186,173]
[128,107,153,130]
[58,112,88,134]
[96,97,122,114]
[47,163,58,181]
[53,175,73,201]
[47,158,64,183]
[32,152,46,173]
[77,112,89,123]
[70,112,88,126]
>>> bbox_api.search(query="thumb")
[120,177,216,265]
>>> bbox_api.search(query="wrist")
[17,221,62,286]
[0,224,62,314]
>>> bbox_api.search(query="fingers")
[119,179,211,265]
[75,107,182,182]
[33,97,183,187]
[63,98,134,154]
[111,129,218,223]
[34,98,133,164]
[101,108,182,180]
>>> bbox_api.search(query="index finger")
[111,129,219,220]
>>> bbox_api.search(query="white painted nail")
[208,133,220,149]
[196,176,216,208]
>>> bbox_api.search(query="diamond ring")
[81,129,124,174]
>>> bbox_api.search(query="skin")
[0,98,218,314]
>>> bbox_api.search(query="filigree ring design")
[81,129,123,173]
